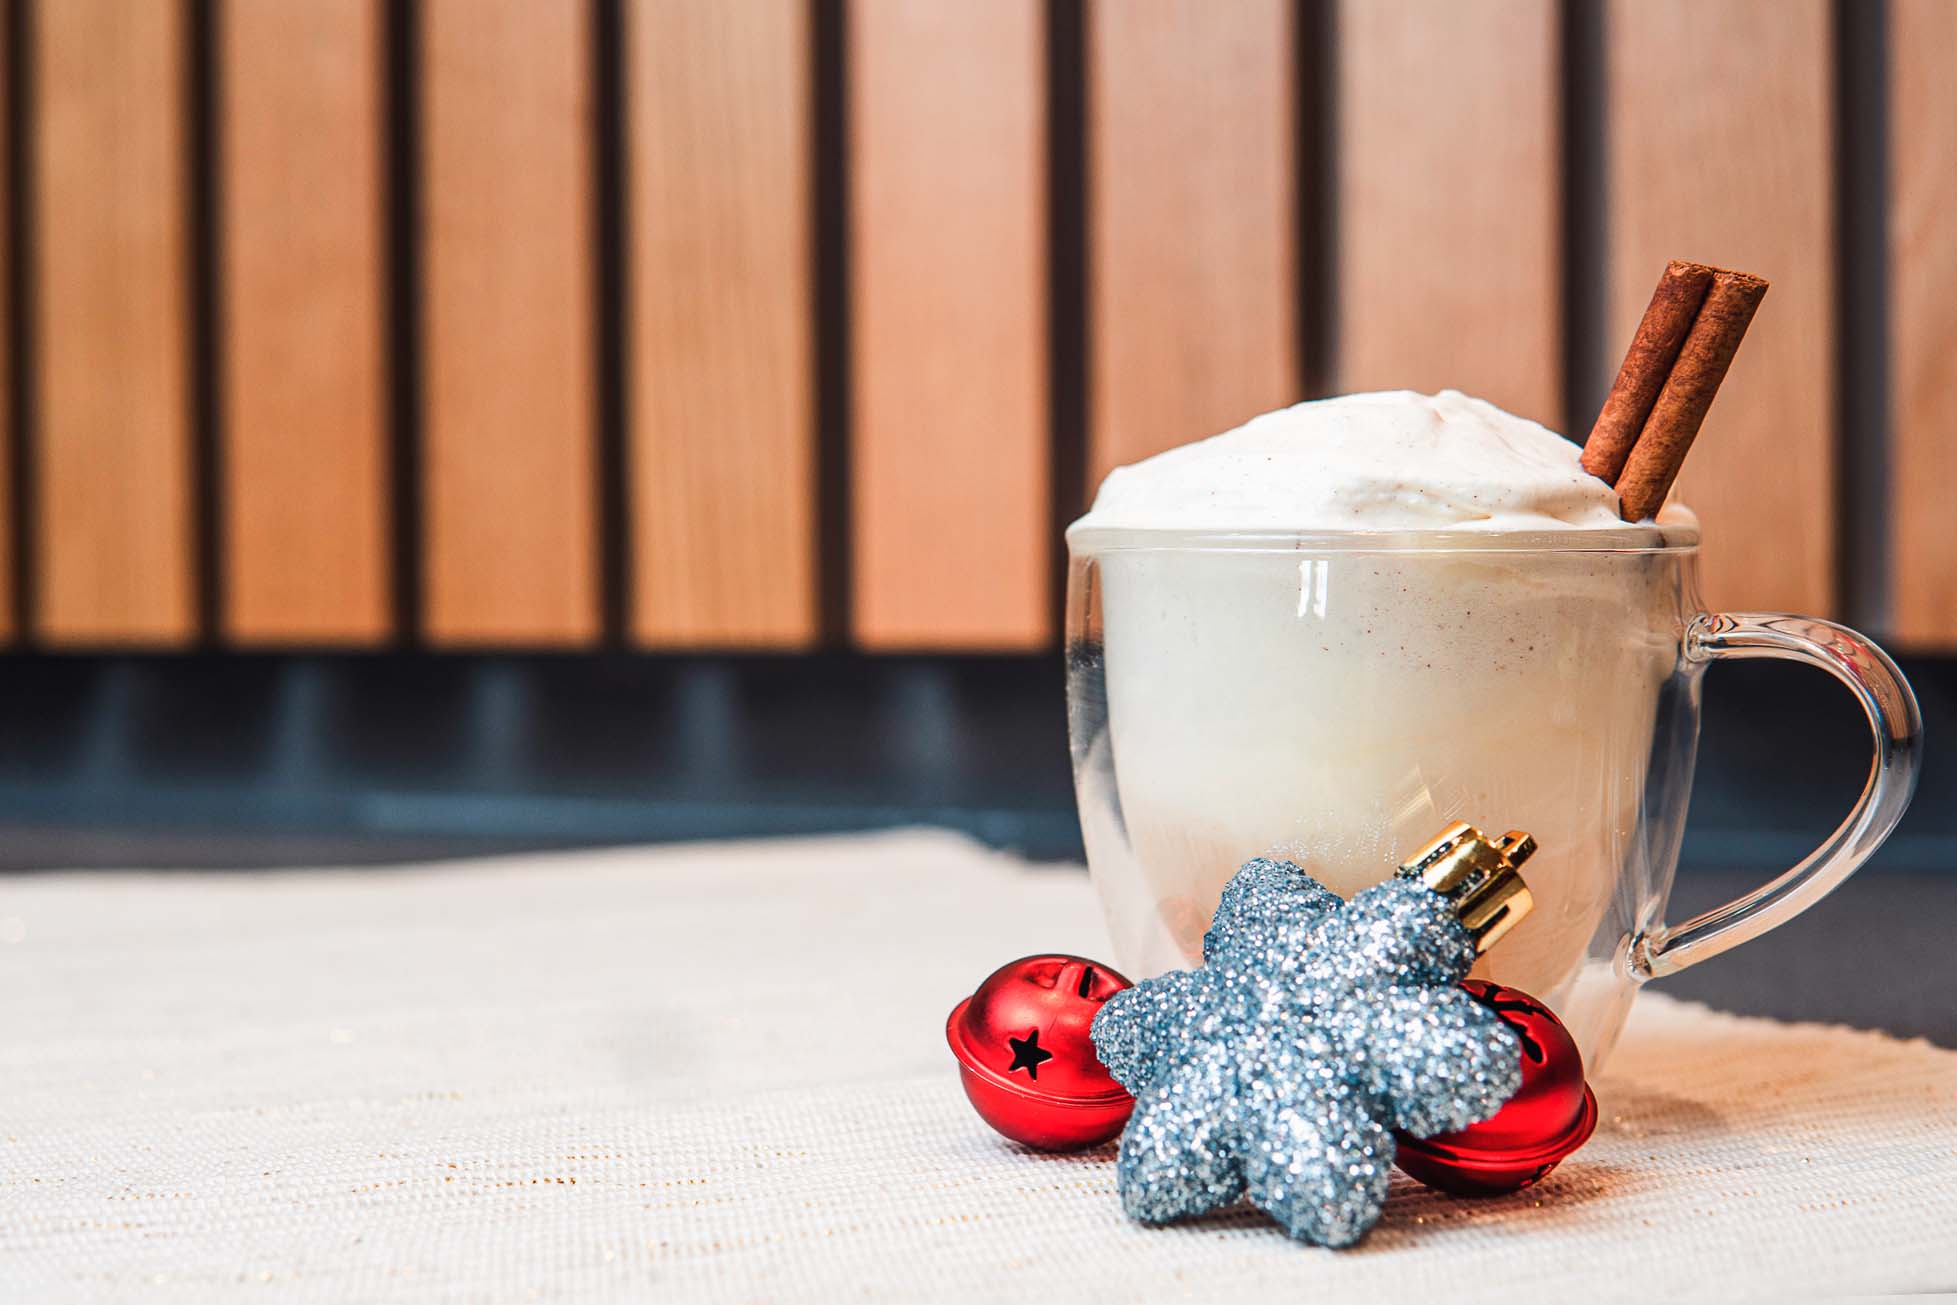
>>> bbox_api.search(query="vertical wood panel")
[628,0,814,649]
[849,0,1047,649]
[0,0,11,643]
[1336,0,1560,428]
[422,0,596,645]
[221,0,387,645]
[1087,0,1295,484]
[33,0,193,644]
[1605,0,1834,614]
[1889,0,1957,647]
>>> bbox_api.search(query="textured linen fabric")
[1,829,1953,1301]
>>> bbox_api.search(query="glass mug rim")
[1067,523,1701,557]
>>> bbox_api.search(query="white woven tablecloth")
[2,829,1953,1301]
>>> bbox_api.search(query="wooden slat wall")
[0,0,11,643]
[1889,0,1957,648]
[220,0,388,645]
[32,0,194,644]
[1335,0,1560,429]
[628,0,815,649]
[1604,0,1836,616]
[421,0,597,646]
[5,2,1952,651]
[1087,0,1296,483]
[848,0,1047,649]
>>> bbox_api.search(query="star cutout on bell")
[1006,1029,1054,1079]
[1089,824,1538,1247]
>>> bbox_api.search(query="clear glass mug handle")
[1627,613,1923,981]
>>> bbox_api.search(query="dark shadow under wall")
[0,651,1947,875]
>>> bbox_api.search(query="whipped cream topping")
[1071,390,1685,535]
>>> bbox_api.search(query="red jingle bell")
[1393,979,1598,1195]
[946,954,1135,1151]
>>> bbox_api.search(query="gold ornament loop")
[1396,821,1536,954]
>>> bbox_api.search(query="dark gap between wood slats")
[1834,0,1889,632]
[187,0,222,644]
[1296,0,1336,398]
[591,0,628,645]
[812,0,852,647]
[1046,0,1086,636]
[5,0,34,642]
[1559,0,1607,442]
[385,0,423,645]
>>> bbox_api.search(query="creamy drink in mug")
[1064,390,1919,1068]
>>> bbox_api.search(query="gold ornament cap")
[1396,821,1535,954]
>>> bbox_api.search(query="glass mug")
[1065,522,1921,1068]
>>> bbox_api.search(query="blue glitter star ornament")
[1090,823,1539,1247]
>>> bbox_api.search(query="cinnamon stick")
[1579,260,1715,484]
[1613,269,1768,521]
